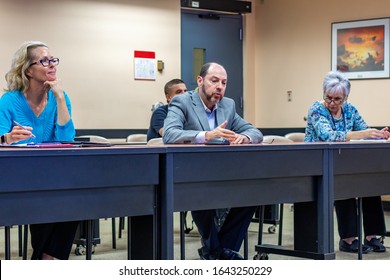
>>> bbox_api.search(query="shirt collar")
[198,91,218,113]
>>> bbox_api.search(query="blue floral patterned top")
[304,101,368,142]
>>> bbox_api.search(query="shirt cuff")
[195,131,207,144]
[242,134,252,143]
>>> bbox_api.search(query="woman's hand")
[44,78,71,125]
[380,127,390,139]
[364,128,389,139]
[44,79,64,100]
[6,125,35,144]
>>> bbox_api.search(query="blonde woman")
[0,41,78,259]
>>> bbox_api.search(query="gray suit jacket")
[163,90,263,144]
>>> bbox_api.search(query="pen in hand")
[13,120,36,138]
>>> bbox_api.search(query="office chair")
[126,134,147,143]
[76,135,111,143]
[20,225,28,259]
[147,137,163,146]
[263,135,294,144]
[284,132,305,142]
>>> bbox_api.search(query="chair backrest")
[284,132,305,142]
[151,101,164,112]
[126,134,147,142]
[77,135,110,143]
[147,137,163,146]
[263,135,294,144]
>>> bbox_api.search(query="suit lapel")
[192,90,211,131]
[215,101,226,127]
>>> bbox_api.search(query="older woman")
[305,71,388,254]
[0,41,78,259]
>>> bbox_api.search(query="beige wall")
[253,0,390,128]
[1,0,390,130]
[0,0,181,129]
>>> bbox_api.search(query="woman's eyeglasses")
[323,96,344,105]
[29,58,59,67]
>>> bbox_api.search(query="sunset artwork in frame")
[331,18,390,79]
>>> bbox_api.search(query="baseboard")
[76,129,147,139]
[75,128,307,139]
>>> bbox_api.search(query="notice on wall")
[134,50,156,80]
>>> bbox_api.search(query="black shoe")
[218,248,244,260]
[198,247,217,260]
[365,237,386,253]
[339,239,373,254]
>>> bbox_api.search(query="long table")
[331,142,390,259]
[330,142,390,199]
[160,142,390,260]
[2,143,390,260]
[0,146,163,260]
[159,143,335,260]
[259,142,390,259]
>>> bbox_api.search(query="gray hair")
[4,40,48,92]
[322,71,351,98]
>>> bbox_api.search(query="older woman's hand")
[365,128,389,139]
[380,127,390,139]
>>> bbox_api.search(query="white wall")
[3,0,389,130]
[0,0,181,129]
[253,0,390,128]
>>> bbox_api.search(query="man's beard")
[202,84,222,105]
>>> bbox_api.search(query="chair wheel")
[268,225,276,234]
[75,245,85,255]
[74,245,95,255]
[253,252,269,260]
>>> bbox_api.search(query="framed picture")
[331,18,390,79]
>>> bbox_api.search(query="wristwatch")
[1,134,6,145]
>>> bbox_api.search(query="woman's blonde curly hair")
[5,41,48,92]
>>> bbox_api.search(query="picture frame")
[331,18,390,80]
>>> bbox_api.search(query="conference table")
[330,142,390,259]
[160,142,390,260]
[284,142,390,260]
[0,145,163,260]
[159,143,335,260]
[2,142,390,260]
[330,142,390,200]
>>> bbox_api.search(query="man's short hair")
[164,79,185,95]
[199,63,213,79]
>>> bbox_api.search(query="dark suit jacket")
[163,90,263,144]
[147,104,168,141]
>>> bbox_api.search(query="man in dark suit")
[163,62,263,260]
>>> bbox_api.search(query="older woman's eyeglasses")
[29,58,59,67]
[323,96,344,105]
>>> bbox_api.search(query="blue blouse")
[304,101,368,142]
[0,90,75,144]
